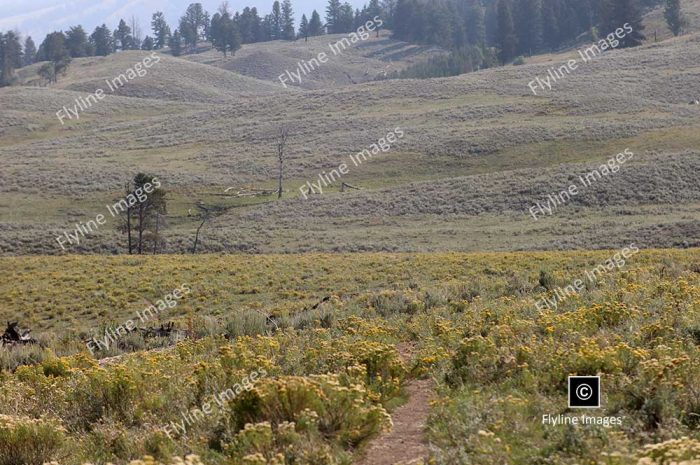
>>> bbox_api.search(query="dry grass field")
[0,249,699,465]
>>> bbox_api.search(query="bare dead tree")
[151,211,165,255]
[191,203,227,254]
[117,181,134,254]
[130,15,143,47]
[192,213,208,254]
[276,126,289,199]
[218,1,231,15]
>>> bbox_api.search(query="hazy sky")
[0,0,360,41]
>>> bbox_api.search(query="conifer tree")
[515,0,542,55]
[339,2,355,32]
[326,0,342,33]
[66,25,89,57]
[466,1,486,46]
[114,19,134,51]
[367,0,382,19]
[271,1,283,39]
[664,0,683,36]
[281,0,296,40]
[381,0,397,29]
[37,32,71,83]
[299,14,310,41]
[309,10,324,35]
[0,32,22,86]
[180,3,209,48]
[599,0,645,48]
[23,37,36,66]
[497,0,517,63]
[354,8,363,30]
[393,0,413,41]
[90,25,113,56]
[238,7,254,43]
[449,3,467,48]
[211,12,241,56]
[541,0,560,49]
[117,174,167,255]
[250,8,264,41]
[425,2,452,48]
[142,36,155,50]
[169,29,183,56]
[151,12,171,49]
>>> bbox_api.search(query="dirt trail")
[356,343,433,465]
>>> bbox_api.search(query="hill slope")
[184,31,446,89]
[1,33,699,255]
[644,0,700,40]
[18,51,285,103]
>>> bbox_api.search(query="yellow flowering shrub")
[0,250,698,465]
[223,371,391,455]
[428,253,700,465]
[0,415,65,465]
[49,455,207,465]
[636,437,700,464]
[226,422,338,465]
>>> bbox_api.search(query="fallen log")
[340,182,362,192]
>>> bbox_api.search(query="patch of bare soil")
[356,343,434,465]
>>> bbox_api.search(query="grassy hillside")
[2,32,699,255]
[0,249,698,465]
[644,0,700,40]
[184,31,446,89]
[17,51,285,103]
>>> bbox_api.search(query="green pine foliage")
[664,0,684,36]
[392,0,657,59]
[2,0,663,87]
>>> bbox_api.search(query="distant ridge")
[17,50,286,104]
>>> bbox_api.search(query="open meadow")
[1,0,700,464]
[0,249,699,465]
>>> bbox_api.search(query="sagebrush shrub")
[0,415,65,465]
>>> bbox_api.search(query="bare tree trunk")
[130,15,142,47]
[277,157,283,199]
[126,205,133,254]
[137,204,145,254]
[153,212,160,255]
[192,217,207,254]
[124,182,133,254]
[277,127,288,199]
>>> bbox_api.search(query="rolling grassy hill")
[17,50,285,102]
[184,30,446,89]
[1,31,699,255]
